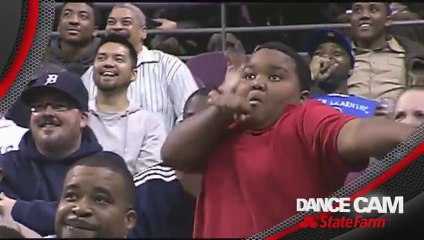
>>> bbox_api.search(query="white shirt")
[82,47,199,132]
[0,117,28,154]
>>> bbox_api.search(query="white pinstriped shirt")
[81,46,199,132]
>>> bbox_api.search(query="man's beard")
[317,66,351,93]
[94,79,130,93]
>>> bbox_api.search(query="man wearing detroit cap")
[305,29,379,118]
[0,71,102,236]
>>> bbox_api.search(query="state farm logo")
[299,216,319,228]
[299,215,389,229]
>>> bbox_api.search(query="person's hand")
[0,193,16,218]
[0,209,42,238]
[154,18,178,30]
[0,192,21,236]
[310,55,339,81]
[208,41,251,121]
[374,97,396,118]
[219,41,249,93]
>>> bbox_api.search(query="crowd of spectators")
[0,2,423,238]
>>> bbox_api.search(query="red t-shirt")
[194,100,365,238]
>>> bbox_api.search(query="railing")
[51,2,424,60]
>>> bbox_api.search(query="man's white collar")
[137,46,160,64]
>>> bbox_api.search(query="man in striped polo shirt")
[82,3,199,132]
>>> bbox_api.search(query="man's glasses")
[29,102,75,113]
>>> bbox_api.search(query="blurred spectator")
[373,96,397,118]
[0,226,25,238]
[325,3,352,23]
[82,3,199,132]
[162,42,416,238]
[0,114,27,154]
[129,163,195,238]
[244,3,331,51]
[54,152,136,238]
[182,87,211,120]
[88,36,166,174]
[207,33,241,53]
[148,3,249,54]
[394,87,424,126]
[46,2,101,76]
[305,29,379,118]
[389,3,424,47]
[0,71,102,236]
[176,87,212,198]
[149,17,195,56]
[324,3,353,39]
[147,5,206,55]
[348,2,424,101]
[0,224,39,238]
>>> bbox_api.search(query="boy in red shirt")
[161,42,416,238]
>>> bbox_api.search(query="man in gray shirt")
[88,35,166,175]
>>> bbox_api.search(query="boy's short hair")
[254,42,312,91]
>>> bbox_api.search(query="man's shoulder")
[133,163,177,187]
[0,119,28,134]
[126,106,165,128]
[148,48,182,60]
[395,35,424,49]
[0,149,22,167]
[283,99,354,123]
[144,48,186,68]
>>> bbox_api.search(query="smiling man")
[88,35,166,174]
[55,151,136,238]
[0,71,102,236]
[348,2,424,101]
[46,2,101,76]
[162,42,417,238]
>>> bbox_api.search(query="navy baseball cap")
[304,29,355,68]
[21,71,89,112]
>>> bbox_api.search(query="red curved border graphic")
[266,141,424,240]
[0,0,39,100]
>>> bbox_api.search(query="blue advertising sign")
[312,93,379,118]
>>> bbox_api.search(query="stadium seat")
[186,51,227,88]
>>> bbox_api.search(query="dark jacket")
[0,127,102,236]
[46,37,102,76]
[395,35,424,87]
[129,163,195,238]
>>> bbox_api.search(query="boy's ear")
[300,90,310,103]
